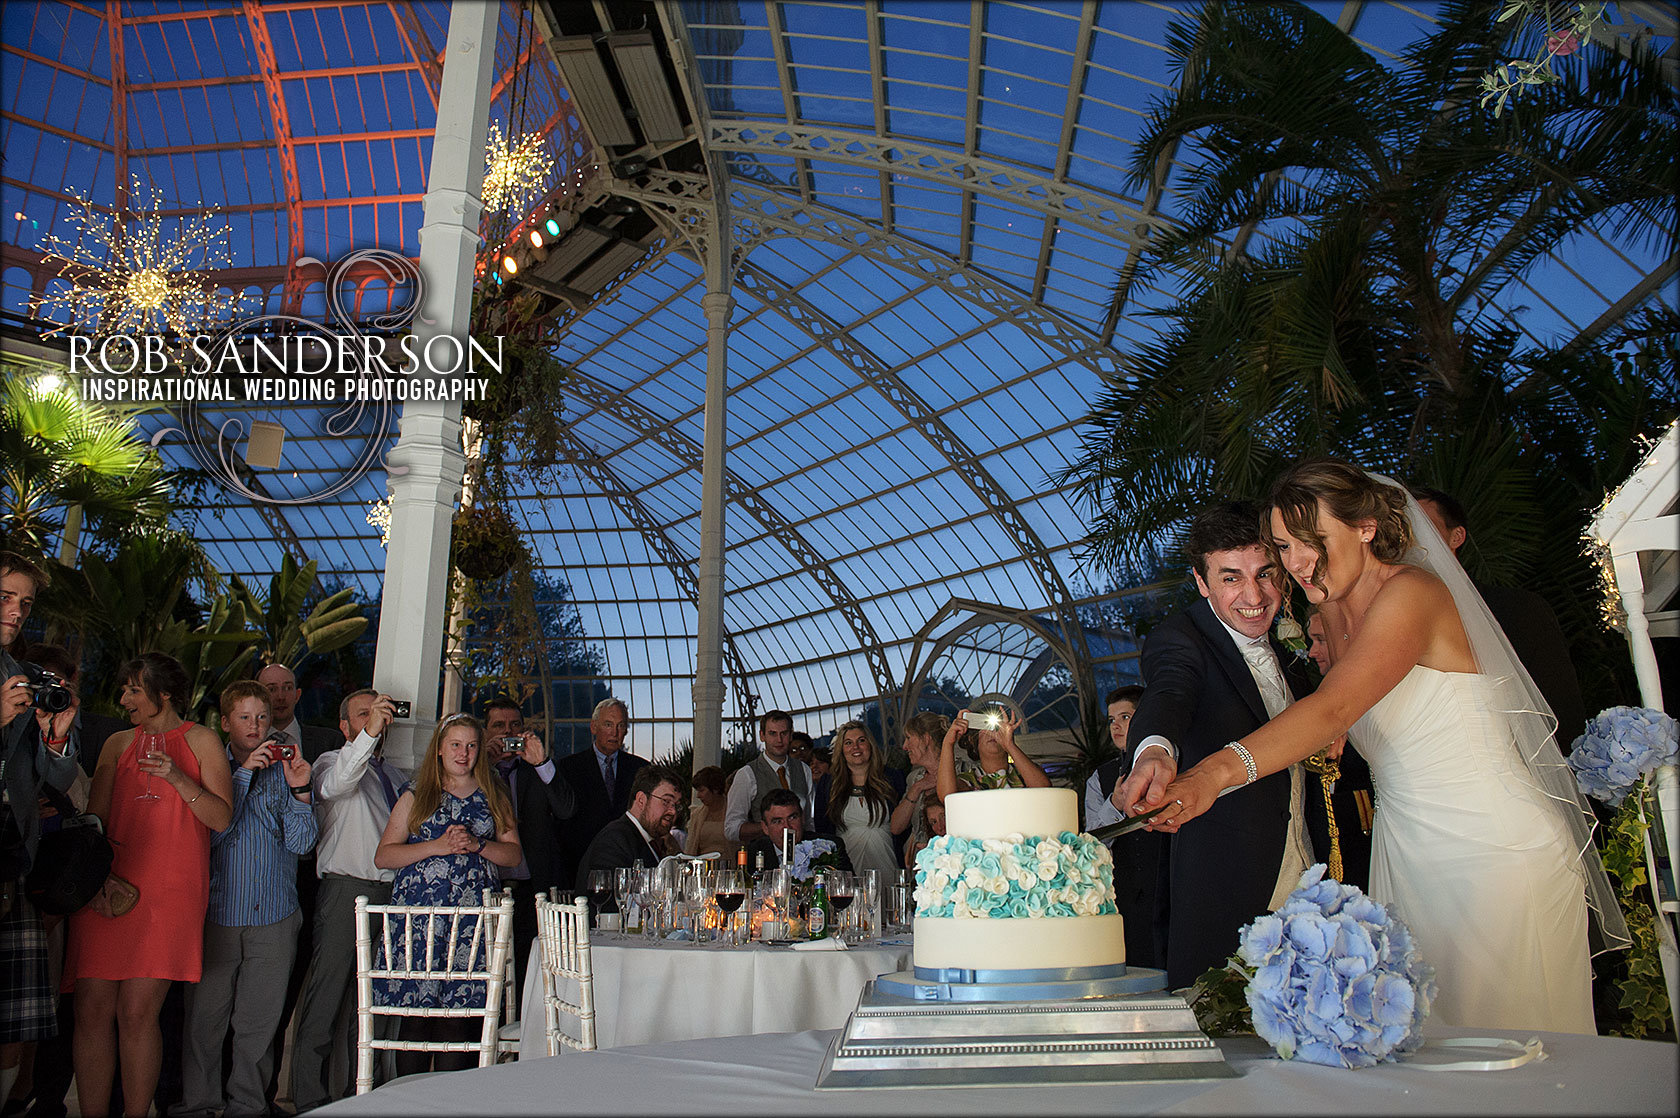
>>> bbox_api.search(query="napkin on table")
[789,936,848,951]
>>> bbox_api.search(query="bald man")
[257,663,341,764]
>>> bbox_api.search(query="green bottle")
[808,876,833,940]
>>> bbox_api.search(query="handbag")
[24,785,135,916]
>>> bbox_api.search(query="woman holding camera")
[935,707,1049,800]
[374,713,519,1073]
[65,652,232,1118]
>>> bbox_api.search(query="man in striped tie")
[179,681,319,1118]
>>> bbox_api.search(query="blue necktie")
[372,759,400,811]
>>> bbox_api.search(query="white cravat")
[1238,640,1290,718]
[1234,637,1312,910]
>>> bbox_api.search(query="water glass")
[856,868,882,943]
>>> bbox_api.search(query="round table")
[517,933,912,1056]
[328,1025,1677,1115]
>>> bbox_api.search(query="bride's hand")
[1149,765,1226,832]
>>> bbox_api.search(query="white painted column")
[691,200,734,772]
[372,1,500,769]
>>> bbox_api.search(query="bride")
[1127,459,1627,1033]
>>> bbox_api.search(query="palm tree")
[0,376,172,558]
[1064,0,1677,702]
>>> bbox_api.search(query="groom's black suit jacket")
[1129,597,1333,990]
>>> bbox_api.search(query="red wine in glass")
[714,890,746,914]
[830,893,854,914]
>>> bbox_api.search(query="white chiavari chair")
[353,891,516,1093]
[535,892,596,1054]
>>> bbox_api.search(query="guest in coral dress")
[64,653,231,1118]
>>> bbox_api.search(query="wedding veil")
[1373,473,1631,951]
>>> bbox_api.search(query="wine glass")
[713,867,746,946]
[857,868,882,943]
[614,866,642,935]
[586,869,615,930]
[683,865,712,941]
[825,870,856,942]
[134,731,163,802]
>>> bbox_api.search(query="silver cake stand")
[815,962,1238,1089]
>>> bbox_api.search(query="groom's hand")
[1117,750,1177,816]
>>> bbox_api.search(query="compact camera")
[979,707,1004,730]
[500,736,525,754]
[263,732,295,761]
[390,700,413,719]
[22,665,73,714]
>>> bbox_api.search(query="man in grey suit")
[574,766,680,893]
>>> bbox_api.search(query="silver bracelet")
[1223,741,1258,785]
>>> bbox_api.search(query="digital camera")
[22,665,73,714]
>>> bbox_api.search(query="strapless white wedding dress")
[1352,665,1594,1033]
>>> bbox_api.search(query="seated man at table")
[744,789,852,872]
[575,765,680,892]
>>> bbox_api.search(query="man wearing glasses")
[574,766,681,892]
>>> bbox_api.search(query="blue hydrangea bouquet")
[788,838,840,882]
[1188,865,1436,1069]
[1566,705,1678,1037]
[1569,706,1679,807]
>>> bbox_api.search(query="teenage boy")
[178,682,317,1118]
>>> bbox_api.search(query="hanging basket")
[462,349,527,423]
[451,503,526,581]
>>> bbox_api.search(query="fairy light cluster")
[1584,422,1678,633]
[32,176,242,339]
[368,497,392,547]
[482,122,554,216]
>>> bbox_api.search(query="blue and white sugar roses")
[912,832,1117,919]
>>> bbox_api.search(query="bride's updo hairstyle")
[1265,458,1412,588]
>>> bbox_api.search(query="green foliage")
[1064,699,1120,816]
[231,553,369,670]
[1184,962,1255,1037]
[1065,0,1679,713]
[170,594,265,722]
[1481,1,1608,116]
[0,377,172,555]
[1595,784,1674,1039]
[33,536,365,720]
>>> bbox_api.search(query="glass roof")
[4,0,1674,755]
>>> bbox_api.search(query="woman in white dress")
[814,721,904,878]
[1141,459,1626,1033]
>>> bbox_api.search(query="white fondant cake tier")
[943,787,1075,839]
[912,786,1126,973]
[913,913,1125,971]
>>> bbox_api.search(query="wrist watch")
[475,835,488,854]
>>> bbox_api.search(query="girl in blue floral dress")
[374,713,521,1072]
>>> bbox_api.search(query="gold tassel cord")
[1303,752,1343,882]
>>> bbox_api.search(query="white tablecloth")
[516,933,912,1055]
[323,1024,1677,1115]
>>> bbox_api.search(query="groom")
[1118,502,1342,989]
